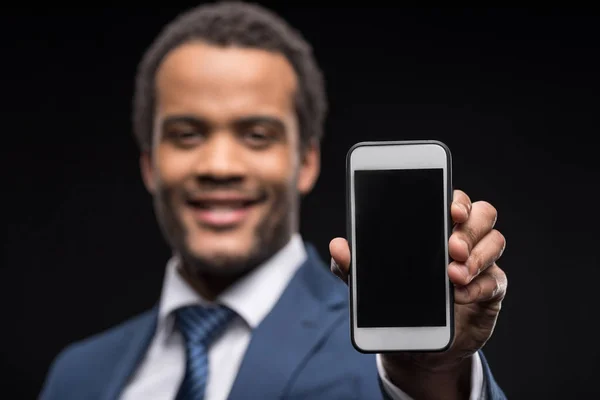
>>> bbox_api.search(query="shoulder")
[39,308,156,399]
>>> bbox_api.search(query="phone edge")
[345,140,455,354]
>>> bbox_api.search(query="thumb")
[329,237,351,284]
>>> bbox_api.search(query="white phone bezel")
[348,141,453,352]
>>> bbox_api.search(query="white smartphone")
[346,140,454,353]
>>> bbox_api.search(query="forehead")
[155,41,298,120]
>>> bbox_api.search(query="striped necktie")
[175,304,236,400]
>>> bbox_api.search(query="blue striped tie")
[175,304,236,400]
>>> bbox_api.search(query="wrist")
[381,354,472,400]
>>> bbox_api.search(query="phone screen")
[354,168,448,328]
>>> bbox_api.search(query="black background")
[2,5,598,399]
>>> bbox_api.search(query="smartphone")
[346,140,454,353]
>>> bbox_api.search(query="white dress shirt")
[121,233,483,399]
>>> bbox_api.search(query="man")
[40,2,508,399]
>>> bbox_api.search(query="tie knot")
[175,304,236,346]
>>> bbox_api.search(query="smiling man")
[147,40,315,300]
[40,3,508,400]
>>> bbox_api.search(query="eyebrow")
[161,115,286,131]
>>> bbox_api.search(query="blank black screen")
[354,168,447,327]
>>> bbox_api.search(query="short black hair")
[132,1,327,152]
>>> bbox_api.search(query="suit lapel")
[102,306,159,400]
[227,244,347,400]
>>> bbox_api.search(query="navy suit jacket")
[40,244,506,399]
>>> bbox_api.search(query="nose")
[195,133,246,182]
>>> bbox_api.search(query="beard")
[152,179,299,281]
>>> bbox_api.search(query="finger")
[454,263,507,305]
[448,228,506,285]
[329,237,350,283]
[449,200,498,262]
[451,189,472,224]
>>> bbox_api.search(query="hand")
[329,189,507,398]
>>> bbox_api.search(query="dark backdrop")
[2,5,598,399]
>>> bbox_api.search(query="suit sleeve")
[39,346,73,400]
[376,350,507,400]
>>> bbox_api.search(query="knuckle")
[490,274,500,298]
[497,267,508,289]
[490,265,508,298]
[454,189,471,209]
[476,280,486,299]
[462,285,474,302]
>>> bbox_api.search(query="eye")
[165,129,205,147]
[248,130,268,141]
[243,126,276,148]
[178,131,200,140]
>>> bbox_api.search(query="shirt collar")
[157,233,307,330]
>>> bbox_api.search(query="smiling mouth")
[185,194,266,229]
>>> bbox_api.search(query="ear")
[297,139,320,195]
[140,150,156,194]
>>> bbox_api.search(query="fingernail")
[454,202,467,215]
[331,259,341,276]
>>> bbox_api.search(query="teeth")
[208,207,237,215]
[191,202,247,210]
[205,206,241,211]
[188,200,255,209]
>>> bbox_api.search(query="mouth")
[185,193,267,229]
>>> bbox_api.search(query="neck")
[176,232,297,301]
[177,266,250,301]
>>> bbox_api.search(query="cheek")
[250,148,298,185]
[155,147,194,184]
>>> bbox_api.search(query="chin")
[181,232,259,276]
[195,229,253,254]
